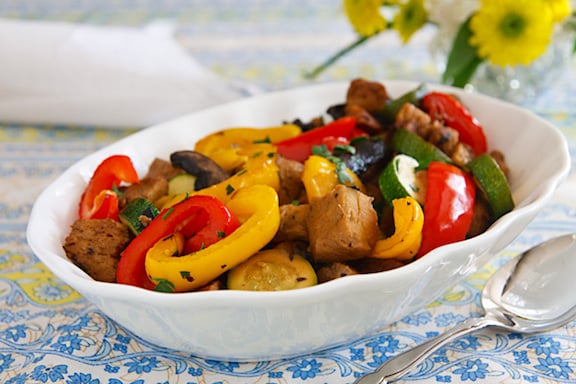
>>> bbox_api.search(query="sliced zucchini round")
[467,153,514,220]
[168,173,197,196]
[227,248,317,291]
[379,154,426,205]
[391,128,451,169]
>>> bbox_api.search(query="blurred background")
[0,0,438,95]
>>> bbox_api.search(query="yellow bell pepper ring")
[145,184,281,292]
[195,124,301,172]
[163,144,280,209]
[371,196,424,260]
[302,155,365,202]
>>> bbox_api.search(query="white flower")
[425,0,479,31]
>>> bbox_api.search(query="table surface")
[1,1,575,383]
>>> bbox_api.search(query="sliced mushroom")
[338,136,390,178]
[170,150,229,190]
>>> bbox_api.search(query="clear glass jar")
[429,24,574,105]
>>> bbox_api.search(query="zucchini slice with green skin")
[378,154,426,205]
[227,248,317,291]
[168,173,197,196]
[119,198,160,235]
[467,153,514,220]
[391,129,451,169]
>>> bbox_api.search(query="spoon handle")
[354,316,499,384]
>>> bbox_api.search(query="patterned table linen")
[1,1,576,383]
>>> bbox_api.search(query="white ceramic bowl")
[27,81,570,361]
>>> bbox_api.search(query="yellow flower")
[393,0,428,43]
[469,0,555,66]
[344,0,387,36]
[547,0,572,22]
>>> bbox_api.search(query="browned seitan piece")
[145,158,185,180]
[344,104,384,133]
[345,78,390,133]
[121,177,168,205]
[276,156,306,205]
[307,184,380,263]
[467,197,492,238]
[351,258,406,274]
[346,78,390,112]
[119,158,180,207]
[316,262,359,283]
[274,204,310,242]
[395,102,474,166]
[63,219,131,283]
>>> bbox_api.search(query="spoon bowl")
[355,233,576,384]
[483,233,576,332]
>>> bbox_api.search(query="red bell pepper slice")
[320,136,351,152]
[421,92,487,155]
[79,155,139,220]
[116,194,240,289]
[275,116,357,162]
[88,190,120,220]
[418,162,476,257]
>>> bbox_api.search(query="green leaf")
[442,17,484,88]
[152,278,175,293]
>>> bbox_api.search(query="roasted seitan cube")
[316,262,359,283]
[395,102,475,165]
[63,218,132,283]
[307,184,380,263]
[344,104,384,133]
[346,78,390,112]
[145,158,185,180]
[276,156,306,205]
[274,203,309,242]
[350,258,405,274]
[121,177,168,205]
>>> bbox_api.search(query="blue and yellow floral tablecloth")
[1,1,575,383]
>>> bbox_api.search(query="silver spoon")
[355,233,576,384]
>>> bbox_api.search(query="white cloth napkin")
[0,18,250,128]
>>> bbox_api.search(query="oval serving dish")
[27,80,570,361]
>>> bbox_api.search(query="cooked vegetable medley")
[63,78,514,293]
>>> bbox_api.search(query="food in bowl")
[27,79,569,360]
[61,78,515,293]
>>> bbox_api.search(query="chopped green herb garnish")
[225,184,235,195]
[267,152,275,158]
[217,231,226,238]
[312,144,331,158]
[312,144,353,185]
[291,199,301,206]
[251,151,263,158]
[335,162,353,184]
[152,278,175,293]
[162,207,175,220]
[111,183,124,197]
[253,136,271,144]
[333,144,356,155]
[181,271,195,282]
[350,135,369,145]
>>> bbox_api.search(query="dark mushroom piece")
[338,136,390,178]
[170,150,229,190]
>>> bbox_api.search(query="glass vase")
[429,24,574,105]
